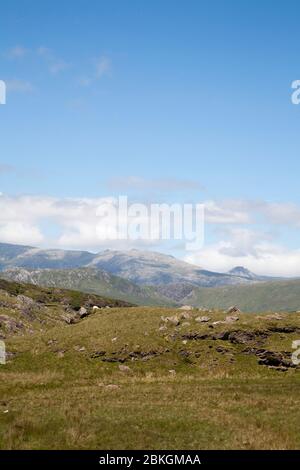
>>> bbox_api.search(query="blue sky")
[1,0,300,275]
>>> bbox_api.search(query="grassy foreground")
[1,299,300,450]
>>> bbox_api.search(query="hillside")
[0,268,176,307]
[1,289,300,449]
[0,278,133,341]
[183,279,300,312]
[0,242,95,270]
[2,266,300,312]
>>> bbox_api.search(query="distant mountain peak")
[228,266,258,280]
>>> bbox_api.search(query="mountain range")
[0,241,291,310]
[0,242,267,286]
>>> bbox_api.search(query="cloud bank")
[0,193,300,276]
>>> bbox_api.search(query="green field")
[1,280,300,449]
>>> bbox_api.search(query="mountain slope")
[0,245,95,270]
[0,242,34,269]
[1,267,176,306]
[84,249,252,287]
[183,279,300,312]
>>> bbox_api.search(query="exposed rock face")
[225,330,268,344]
[16,295,42,320]
[243,347,295,370]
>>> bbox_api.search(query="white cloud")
[204,200,252,224]
[0,194,300,276]
[259,202,300,226]
[185,241,300,277]
[0,221,43,245]
[184,226,300,277]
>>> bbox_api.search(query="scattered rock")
[16,295,40,320]
[0,315,24,333]
[195,316,211,323]
[16,295,35,307]
[257,350,293,369]
[90,350,106,358]
[227,330,268,344]
[169,369,176,375]
[210,321,225,327]
[241,347,295,370]
[181,332,210,341]
[158,326,167,332]
[78,307,88,319]
[179,305,193,311]
[56,350,66,358]
[265,313,283,320]
[180,312,191,320]
[92,306,101,312]
[225,316,239,323]
[166,315,180,326]
[105,384,120,391]
[92,347,170,364]
[213,331,231,340]
[61,314,78,324]
[226,306,241,314]
[118,364,131,373]
[268,326,299,334]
